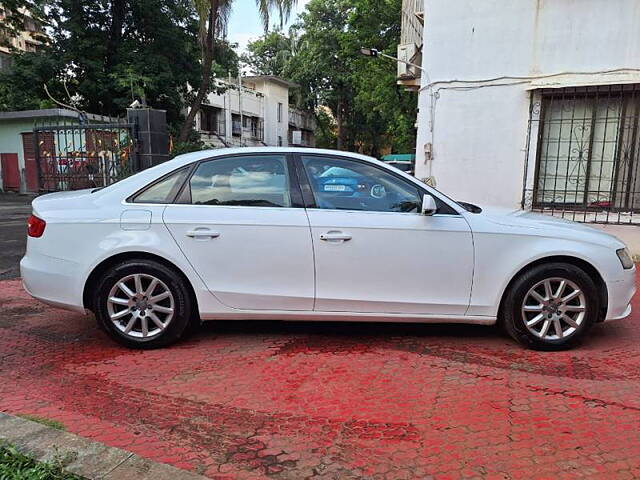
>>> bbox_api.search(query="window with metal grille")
[533,85,640,213]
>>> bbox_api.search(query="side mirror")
[421,194,438,216]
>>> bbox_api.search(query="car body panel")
[306,208,474,314]
[163,204,315,311]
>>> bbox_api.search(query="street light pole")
[359,47,424,73]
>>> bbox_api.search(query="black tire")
[93,259,194,349]
[501,262,601,351]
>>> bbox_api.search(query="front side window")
[301,155,421,213]
[132,168,188,204]
[185,155,291,207]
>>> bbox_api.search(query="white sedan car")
[21,147,636,350]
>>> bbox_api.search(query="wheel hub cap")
[521,277,587,341]
[106,273,175,340]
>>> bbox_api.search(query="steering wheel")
[370,184,387,199]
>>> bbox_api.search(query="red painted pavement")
[1,276,640,479]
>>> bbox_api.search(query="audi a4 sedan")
[21,147,636,350]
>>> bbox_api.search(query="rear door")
[163,153,315,311]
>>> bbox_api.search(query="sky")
[226,0,311,54]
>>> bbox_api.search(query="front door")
[163,154,314,311]
[299,154,474,315]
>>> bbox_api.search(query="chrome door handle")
[320,231,352,242]
[186,228,220,239]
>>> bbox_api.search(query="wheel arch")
[497,255,608,323]
[82,251,199,315]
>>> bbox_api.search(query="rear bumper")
[605,266,636,321]
[20,253,86,314]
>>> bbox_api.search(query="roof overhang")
[243,75,299,89]
[0,108,119,122]
[526,70,640,90]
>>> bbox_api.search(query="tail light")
[27,215,46,238]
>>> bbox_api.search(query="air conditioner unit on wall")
[397,43,420,79]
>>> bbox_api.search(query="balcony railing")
[288,109,316,131]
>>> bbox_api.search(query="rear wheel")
[502,263,601,350]
[94,259,194,349]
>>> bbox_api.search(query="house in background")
[0,110,125,193]
[0,108,168,194]
[406,0,640,248]
[194,75,315,149]
[0,4,45,71]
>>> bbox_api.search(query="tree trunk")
[336,100,343,150]
[178,3,217,143]
[105,0,125,72]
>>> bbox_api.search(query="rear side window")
[132,168,188,204]
[184,155,291,207]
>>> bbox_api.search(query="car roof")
[170,147,377,165]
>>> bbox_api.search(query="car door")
[298,153,474,315]
[163,153,314,311]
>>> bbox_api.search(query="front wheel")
[93,259,194,349]
[501,263,601,350]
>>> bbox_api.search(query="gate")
[33,119,138,192]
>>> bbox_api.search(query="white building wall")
[198,77,291,148]
[256,81,289,146]
[416,0,640,208]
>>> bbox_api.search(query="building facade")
[194,75,315,149]
[0,5,44,70]
[410,0,640,226]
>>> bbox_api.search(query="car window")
[132,168,188,204]
[301,155,421,213]
[187,155,291,207]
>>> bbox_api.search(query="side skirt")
[200,311,497,325]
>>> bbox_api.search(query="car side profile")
[21,147,636,350]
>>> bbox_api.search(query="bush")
[0,442,81,480]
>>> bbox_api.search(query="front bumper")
[20,253,86,313]
[605,266,636,321]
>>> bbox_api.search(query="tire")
[93,259,194,349]
[501,262,601,351]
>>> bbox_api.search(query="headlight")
[616,248,634,270]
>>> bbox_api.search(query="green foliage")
[243,0,417,155]
[0,0,238,132]
[15,415,66,431]
[242,31,294,77]
[0,442,81,480]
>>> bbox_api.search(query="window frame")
[126,165,194,205]
[174,152,304,209]
[532,86,640,211]
[293,153,459,216]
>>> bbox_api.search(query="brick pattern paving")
[1,276,640,479]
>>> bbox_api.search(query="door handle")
[320,230,352,242]
[186,228,220,239]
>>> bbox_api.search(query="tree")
[0,0,211,132]
[177,0,297,143]
[245,0,418,155]
[242,30,295,77]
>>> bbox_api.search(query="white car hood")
[474,206,625,249]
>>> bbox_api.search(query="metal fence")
[523,84,640,224]
[34,118,138,192]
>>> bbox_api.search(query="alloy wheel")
[106,273,175,340]
[521,277,587,341]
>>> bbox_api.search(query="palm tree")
[178,0,296,143]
